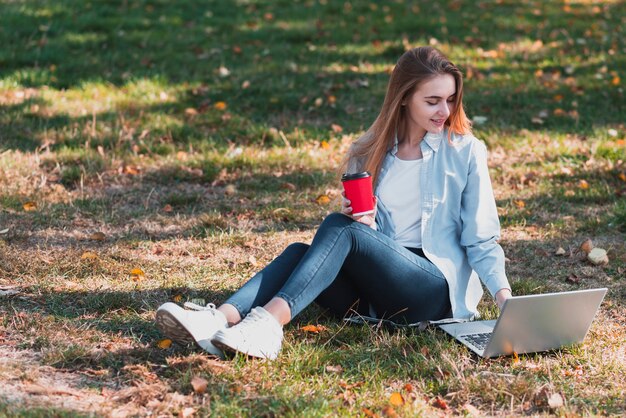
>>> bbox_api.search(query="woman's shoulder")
[448,130,484,147]
[442,130,487,156]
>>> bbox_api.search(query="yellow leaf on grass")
[612,76,621,86]
[214,101,227,111]
[618,172,626,182]
[172,294,183,303]
[514,200,525,208]
[315,194,331,205]
[578,179,589,189]
[512,351,520,364]
[130,268,145,281]
[389,392,404,406]
[23,201,37,211]
[81,251,98,260]
[320,140,331,150]
[157,338,172,349]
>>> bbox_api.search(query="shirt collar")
[390,130,444,155]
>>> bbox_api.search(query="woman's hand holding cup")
[341,191,377,228]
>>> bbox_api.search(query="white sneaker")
[211,307,283,360]
[155,302,228,357]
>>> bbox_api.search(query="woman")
[155,46,512,360]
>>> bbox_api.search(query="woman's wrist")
[495,288,512,310]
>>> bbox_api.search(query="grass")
[1,0,625,416]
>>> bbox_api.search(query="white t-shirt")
[377,156,423,248]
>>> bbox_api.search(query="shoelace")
[183,302,217,312]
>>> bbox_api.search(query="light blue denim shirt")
[372,129,510,320]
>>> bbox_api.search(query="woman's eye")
[427,102,437,106]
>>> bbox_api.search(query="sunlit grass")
[0,0,624,416]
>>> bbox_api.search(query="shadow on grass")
[1,0,624,153]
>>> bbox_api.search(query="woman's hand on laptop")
[495,288,512,311]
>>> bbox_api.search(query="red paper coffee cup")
[342,171,375,216]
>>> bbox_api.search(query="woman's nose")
[438,102,451,117]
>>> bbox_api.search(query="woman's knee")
[320,212,353,229]
[284,242,310,257]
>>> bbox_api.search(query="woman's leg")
[220,242,310,322]
[275,213,450,323]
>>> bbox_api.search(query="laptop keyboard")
[460,332,493,350]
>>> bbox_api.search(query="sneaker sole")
[155,309,196,344]
[211,335,277,360]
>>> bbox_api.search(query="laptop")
[439,288,607,358]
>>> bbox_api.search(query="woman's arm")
[460,139,512,301]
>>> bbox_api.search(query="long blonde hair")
[345,46,471,186]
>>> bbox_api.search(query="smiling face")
[403,74,457,140]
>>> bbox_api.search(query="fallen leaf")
[248,255,258,267]
[512,351,520,365]
[587,247,608,265]
[214,101,227,111]
[163,204,173,213]
[580,239,593,254]
[403,383,414,393]
[381,406,397,417]
[618,172,626,182]
[89,232,106,241]
[578,179,589,189]
[224,184,237,195]
[555,247,566,256]
[531,117,544,124]
[23,201,37,211]
[331,123,343,133]
[130,268,145,281]
[157,339,172,349]
[0,228,9,235]
[361,407,379,418]
[282,182,297,191]
[315,194,331,205]
[325,365,343,373]
[181,407,196,418]
[190,376,208,394]
[81,251,98,260]
[320,140,331,150]
[389,392,404,406]
[172,294,183,302]
[432,396,449,410]
[301,324,328,333]
[124,165,140,175]
[547,392,564,409]
[514,200,525,208]
[185,108,198,116]
[566,274,581,284]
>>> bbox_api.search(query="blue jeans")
[224,213,451,324]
